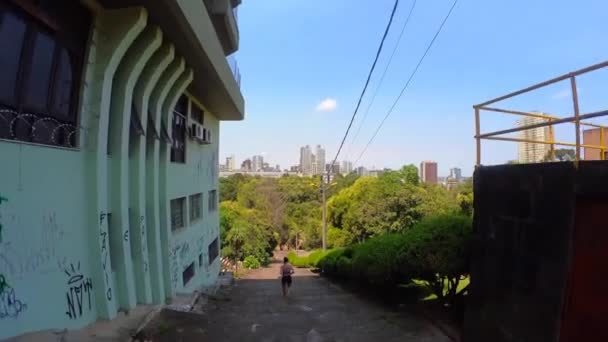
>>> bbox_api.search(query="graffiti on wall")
[0,274,27,319]
[64,262,93,320]
[139,216,149,274]
[0,212,67,277]
[99,212,112,302]
[170,241,192,289]
[0,195,7,243]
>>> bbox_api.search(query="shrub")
[398,214,472,305]
[317,213,473,305]
[243,255,261,269]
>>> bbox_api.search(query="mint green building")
[0,0,243,338]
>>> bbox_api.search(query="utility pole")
[321,172,327,252]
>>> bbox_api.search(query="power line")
[345,0,417,160]
[329,0,401,172]
[354,0,459,167]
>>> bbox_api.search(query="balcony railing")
[227,55,241,87]
[474,60,608,165]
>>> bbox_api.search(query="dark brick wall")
[465,162,577,342]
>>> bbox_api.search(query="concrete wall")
[0,3,223,339]
[465,162,608,342]
[167,98,221,295]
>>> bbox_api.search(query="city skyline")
[220,150,469,177]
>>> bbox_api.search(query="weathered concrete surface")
[204,255,450,342]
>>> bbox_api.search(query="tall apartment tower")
[342,160,353,174]
[450,167,462,181]
[226,155,236,171]
[315,145,326,176]
[420,161,438,184]
[517,116,552,163]
[252,155,264,172]
[300,145,313,176]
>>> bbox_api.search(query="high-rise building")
[341,161,353,174]
[327,161,340,175]
[517,116,552,163]
[252,155,264,172]
[226,155,236,171]
[420,161,438,184]
[241,159,252,171]
[583,128,608,160]
[356,166,369,176]
[300,145,313,176]
[315,145,326,176]
[450,167,462,181]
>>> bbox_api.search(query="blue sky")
[220,0,608,177]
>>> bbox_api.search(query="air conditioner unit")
[196,125,204,140]
[201,127,211,144]
[190,123,198,139]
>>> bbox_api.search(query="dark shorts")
[281,275,292,286]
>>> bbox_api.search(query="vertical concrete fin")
[108,24,162,311]
[159,67,194,299]
[80,6,147,319]
[146,56,185,303]
[131,40,176,305]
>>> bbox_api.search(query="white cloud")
[551,88,571,100]
[315,98,337,112]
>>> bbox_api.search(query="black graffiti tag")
[64,263,93,320]
[99,212,112,302]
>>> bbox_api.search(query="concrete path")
[204,255,450,342]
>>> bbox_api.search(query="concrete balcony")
[101,0,245,120]
[207,0,240,55]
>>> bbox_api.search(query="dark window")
[170,197,186,231]
[198,253,203,268]
[189,193,202,222]
[208,238,219,265]
[191,104,204,124]
[22,30,55,114]
[0,1,90,147]
[174,95,188,116]
[182,262,195,286]
[208,190,217,212]
[170,110,186,163]
[0,8,27,107]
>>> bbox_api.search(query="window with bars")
[189,193,202,222]
[170,110,186,163]
[170,197,186,231]
[0,1,90,147]
[208,238,219,265]
[208,189,217,212]
[191,103,204,124]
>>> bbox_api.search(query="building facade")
[450,167,462,181]
[299,145,313,176]
[315,145,326,176]
[225,155,236,171]
[517,116,552,163]
[252,155,264,172]
[420,161,438,184]
[582,127,608,160]
[241,158,252,171]
[0,0,243,339]
[341,160,353,174]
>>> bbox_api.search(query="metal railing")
[474,60,608,166]
[227,55,241,87]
